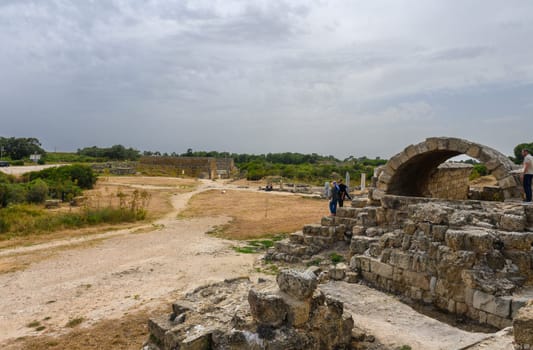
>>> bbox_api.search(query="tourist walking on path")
[329,181,340,216]
[522,148,533,202]
[338,179,352,207]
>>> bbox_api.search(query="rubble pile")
[143,270,374,350]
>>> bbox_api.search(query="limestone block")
[447,138,470,153]
[404,144,417,158]
[289,232,305,244]
[445,230,466,250]
[352,225,366,236]
[180,332,212,350]
[506,296,530,319]
[390,251,412,270]
[325,295,344,316]
[466,145,481,159]
[368,243,382,258]
[473,290,511,318]
[499,175,520,189]
[276,269,318,300]
[370,260,393,279]
[392,267,403,282]
[500,232,533,250]
[463,230,493,253]
[514,301,533,346]
[418,222,431,236]
[403,221,417,235]
[329,263,347,281]
[281,293,311,327]
[409,203,449,225]
[351,198,368,208]
[345,271,359,283]
[365,227,383,237]
[148,316,176,344]
[500,214,526,232]
[414,142,430,154]
[486,313,511,329]
[350,236,377,255]
[401,235,411,251]
[361,271,377,283]
[456,302,468,315]
[403,270,430,291]
[425,138,439,151]
[248,289,288,327]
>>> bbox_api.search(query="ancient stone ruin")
[144,137,533,349]
[142,270,363,350]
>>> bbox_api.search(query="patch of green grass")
[65,317,84,328]
[306,258,322,267]
[234,236,284,254]
[330,252,344,265]
[233,246,256,254]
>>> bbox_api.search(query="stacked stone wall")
[424,163,472,200]
[348,196,533,329]
[140,156,217,179]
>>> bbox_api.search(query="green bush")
[26,179,48,203]
[27,164,97,189]
[10,160,24,166]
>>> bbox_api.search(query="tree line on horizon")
[2,137,532,184]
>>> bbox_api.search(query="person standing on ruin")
[521,148,533,202]
[329,181,340,216]
[338,179,352,207]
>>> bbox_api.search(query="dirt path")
[320,281,513,350]
[0,180,258,344]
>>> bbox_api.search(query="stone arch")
[375,137,522,200]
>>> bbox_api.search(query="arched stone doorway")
[374,137,522,200]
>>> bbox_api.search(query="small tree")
[27,179,48,203]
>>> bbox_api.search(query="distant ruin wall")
[140,156,218,179]
[423,163,473,200]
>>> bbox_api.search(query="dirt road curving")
[0,180,258,344]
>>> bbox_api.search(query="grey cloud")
[428,46,494,62]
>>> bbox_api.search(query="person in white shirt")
[521,148,533,202]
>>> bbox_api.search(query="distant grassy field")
[179,189,326,240]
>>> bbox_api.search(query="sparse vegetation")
[65,317,85,328]
[330,252,344,265]
[0,189,150,237]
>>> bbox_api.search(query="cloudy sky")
[1,0,532,159]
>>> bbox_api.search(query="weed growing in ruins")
[330,252,344,265]
[306,258,322,266]
[233,236,284,254]
[65,317,84,328]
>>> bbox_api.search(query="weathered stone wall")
[347,196,533,329]
[92,162,137,175]
[267,194,533,330]
[140,156,218,179]
[423,162,473,200]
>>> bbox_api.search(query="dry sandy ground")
[0,179,259,345]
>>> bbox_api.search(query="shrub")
[26,179,48,203]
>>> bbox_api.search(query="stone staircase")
[265,197,374,263]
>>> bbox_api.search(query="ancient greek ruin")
[143,137,533,350]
